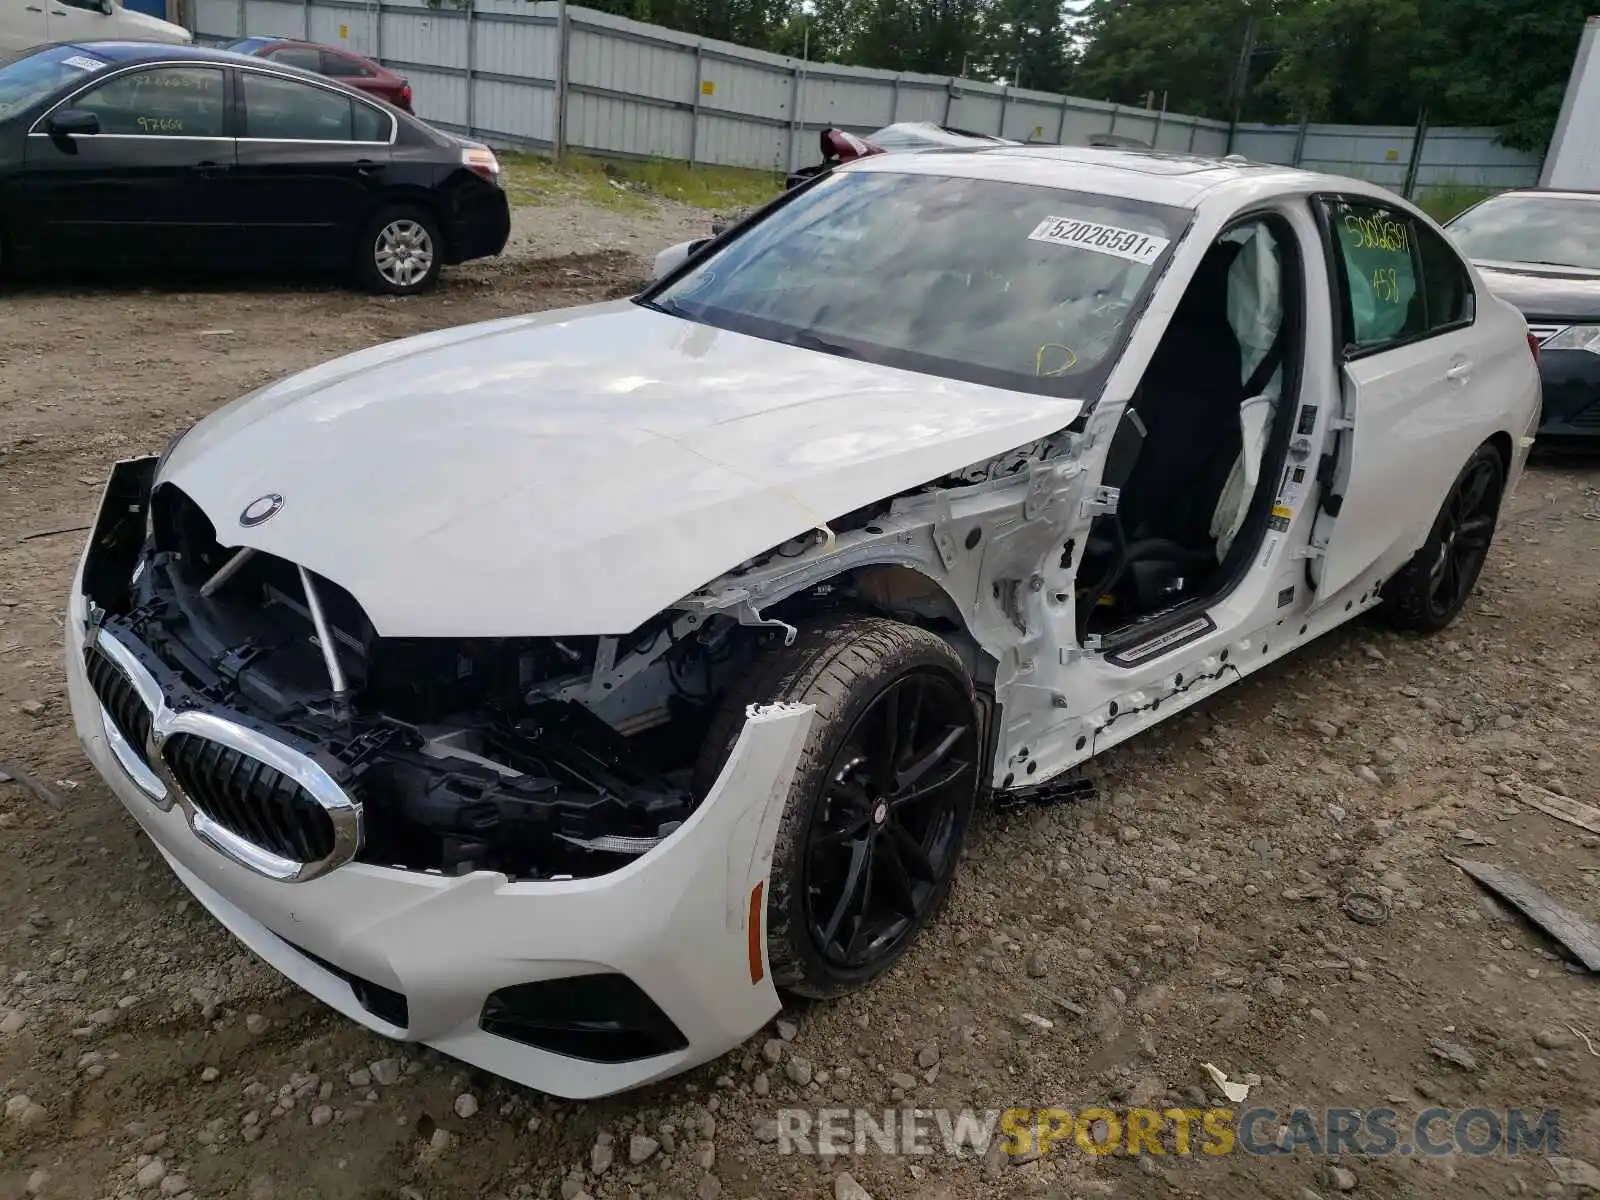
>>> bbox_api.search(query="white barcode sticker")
[62,55,106,72]
[1028,215,1170,265]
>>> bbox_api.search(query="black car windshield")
[0,44,114,122]
[1447,194,1600,271]
[645,169,1189,399]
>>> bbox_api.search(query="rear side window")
[1415,221,1475,329]
[75,66,225,137]
[265,46,323,72]
[1323,197,1474,353]
[350,98,389,142]
[242,72,354,140]
[320,51,374,78]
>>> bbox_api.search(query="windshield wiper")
[635,296,688,317]
[778,329,867,360]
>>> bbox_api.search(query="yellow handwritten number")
[1371,266,1399,304]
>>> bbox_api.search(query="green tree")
[1071,0,1268,116]
[1263,0,1425,124]
[983,0,1075,92]
[1410,0,1589,150]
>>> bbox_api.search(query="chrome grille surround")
[85,627,363,883]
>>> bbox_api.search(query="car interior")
[1074,215,1301,644]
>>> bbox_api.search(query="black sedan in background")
[1446,188,1600,445]
[0,41,509,293]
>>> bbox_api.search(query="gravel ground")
[1,191,1598,1200]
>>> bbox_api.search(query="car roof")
[246,36,375,58]
[840,143,1381,210]
[1482,188,1600,202]
[35,39,392,89]
[45,40,246,64]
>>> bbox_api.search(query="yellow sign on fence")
[338,22,348,38]
[701,80,715,96]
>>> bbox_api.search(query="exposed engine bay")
[81,427,1085,882]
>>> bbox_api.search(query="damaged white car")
[66,147,1540,1099]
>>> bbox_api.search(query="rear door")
[1307,194,1481,599]
[229,66,394,265]
[22,63,234,268]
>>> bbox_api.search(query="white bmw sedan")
[64,147,1540,1098]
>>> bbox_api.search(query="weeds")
[501,152,781,213]
[1415,183,1498,222]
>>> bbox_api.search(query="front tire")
[694,616,980,1000]
[1380,444,1505,633]
[356,205,442,295]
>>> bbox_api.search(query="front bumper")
[1536,350,1600,442]
[65,463,813,1099]
[445,182,512,263]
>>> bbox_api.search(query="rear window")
[646,169,1190,400]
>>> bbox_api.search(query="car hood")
[160,301,1084,638]
[120,8,192,41]
[1474,262,1600,321]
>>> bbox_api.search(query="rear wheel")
[1380,444,1504,633]
[694,616,980,999]
[356,205,442,295]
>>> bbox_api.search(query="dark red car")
[222,37,413,113]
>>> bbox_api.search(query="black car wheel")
[695,616,980,999]
[357,204,442,295]
[1381,443,1505,633]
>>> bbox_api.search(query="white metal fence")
[190,0,1542,197]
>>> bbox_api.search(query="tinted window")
[265,46,323,72]
[242,72,353,140]
[0,44,115,122]
[320,51,374,78]
[1415,221,1475,329]
[1327,198,1474,351]
[75,66,226,137]
[1327,199,1425,349]
[649,169,1189,399]
[350,98,389,142]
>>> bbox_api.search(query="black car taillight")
[1527,330,1542,366]
[399,83,412,110]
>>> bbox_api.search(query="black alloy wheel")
[692,615,982,998]
[1425,454,1500,621]
[803,669,976,970]
[1382,443,1505,633]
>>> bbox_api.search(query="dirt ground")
[1,192,1598,1200]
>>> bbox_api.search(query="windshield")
[222,37,272,52]
[0,44,111,122]
[646,169,1189,399]
[1446,194,1600,271]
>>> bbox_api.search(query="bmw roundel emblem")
[239,493,284,527]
